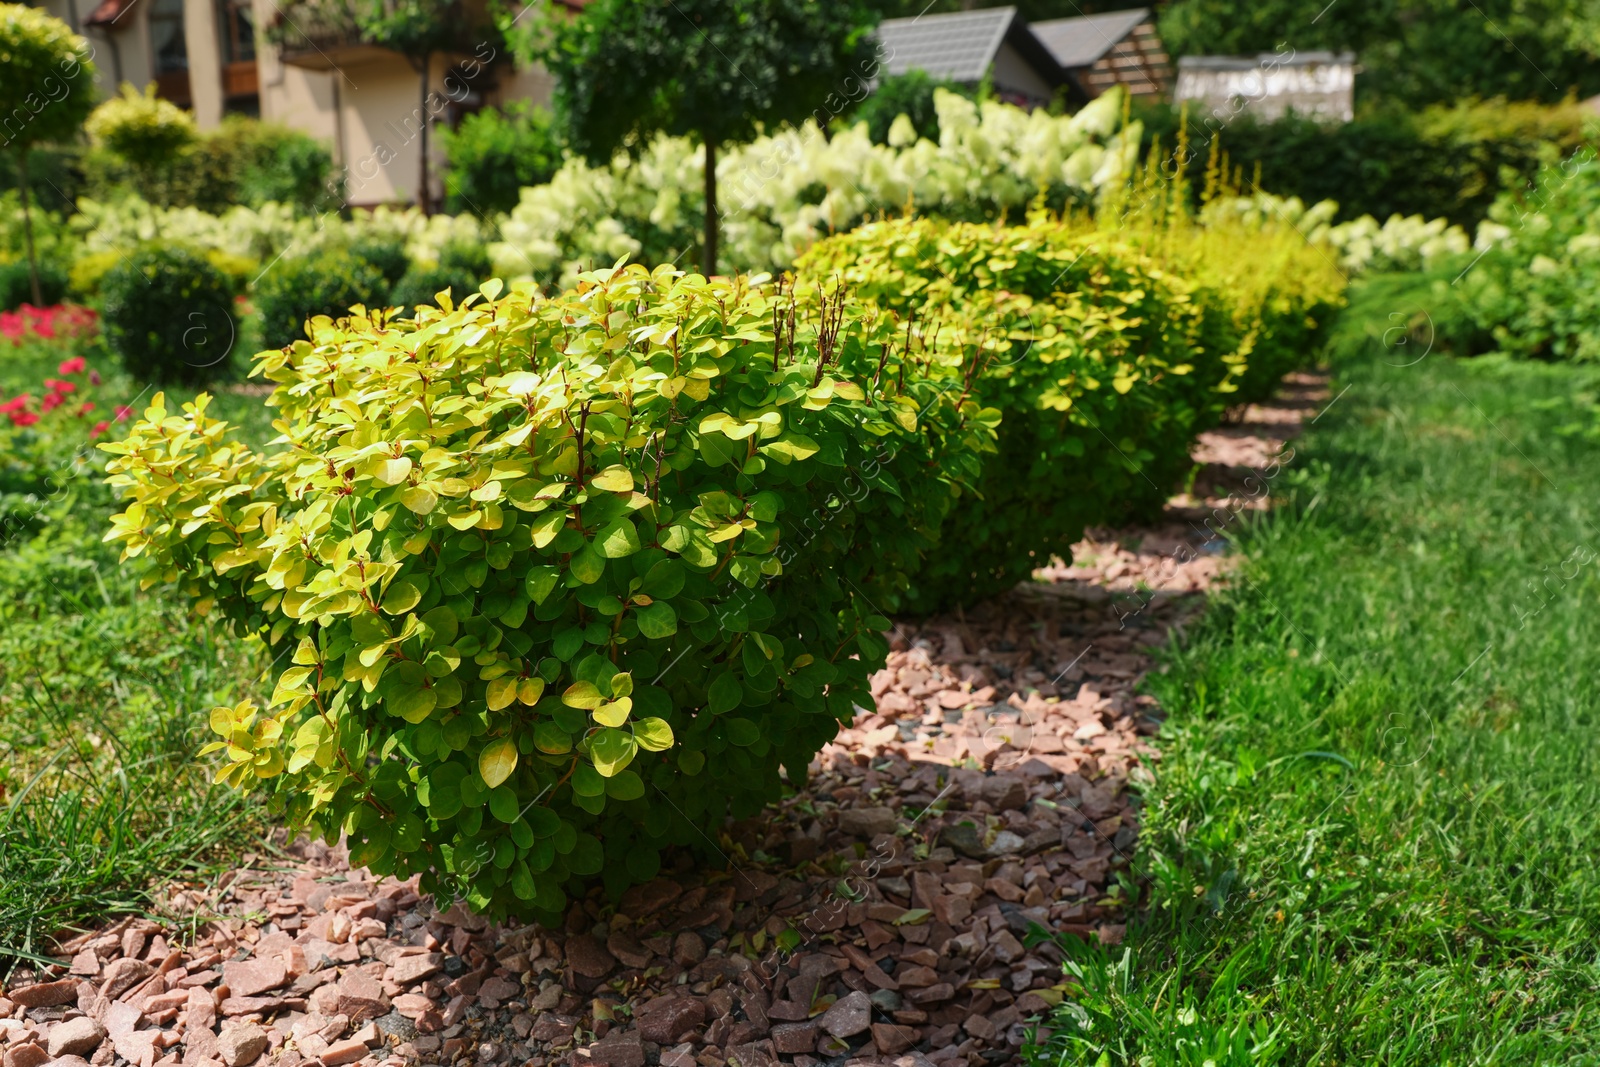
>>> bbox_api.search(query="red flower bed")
[1,303,98,345]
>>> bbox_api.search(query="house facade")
[1174,51,1357,123]
[32,0,564,207]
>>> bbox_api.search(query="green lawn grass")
[1029,286,1600,1065]
[0,330,269,973]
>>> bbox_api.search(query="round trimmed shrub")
[0,258,68,310]
[348,233,411,290]
[253,248,386,348]
[102,267,994,920]
[100,245,236,385]
[389,239,493,315]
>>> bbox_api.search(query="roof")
[1032,8,1150,69]
[1178,51,1355,71]
[875,6,1022,84]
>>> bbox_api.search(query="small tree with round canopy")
[527,0,879,276]
[0,4,97,305]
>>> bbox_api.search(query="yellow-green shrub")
[798,216,1245,611]
[101,266,993,917]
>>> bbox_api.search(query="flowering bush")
[0,352,128,542]
[1197,191,1471,274]
[1,303,96,346]
[69,197,488,275]
[491,89,1143,286]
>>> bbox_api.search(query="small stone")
[477,977,519,1002]
[390,994,432,1021]
[220,961,286,1000]
[904,983,954,1005]
[216,1024,267,1067]
[619,879,683,917]
[4,1044,50,1067]
[317,1038,368,1067]
[389,955,441,986]
[635,997,704,1044]
[989,930,1025,963]
[44,1056,90,1067]
[99,959,153,1001]
[769,1022,817,1055]
[10,981,80,1009]
[584,1031,643,1067]
[670,932,705,967]
[939,823,987,860]
[373,1011,416,1043]
[604,931,652,970]
[658,1044,696,1067]
[333,972,388,1024]
[564,935,616,979]
[872,1023,915,1055]
[818,990,872,1040]
[837,807,898,838]
[868,989,902,1013]
[988,830,1026,856]
[972,776,1027,811]
[529,1016,575,1042]
[47,1019,106,1059]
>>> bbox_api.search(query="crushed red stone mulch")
[0,378,1325,1067]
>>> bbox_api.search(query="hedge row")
[103,214,1342,915]
[795,214,1345,611]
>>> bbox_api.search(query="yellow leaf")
[592,697,632,728]
[590,465,634,492]
[478,737,518,789]
[518,676,546,705]
[486,676,518,711]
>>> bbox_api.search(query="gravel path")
[0,377,1325,1067]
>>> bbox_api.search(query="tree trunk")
[16,150,42,307]
[418,55,431,216]
[702,135,717,277]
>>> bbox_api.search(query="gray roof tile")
[1032,8,1150,69]
[875,6,1017,83]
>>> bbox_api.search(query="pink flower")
[114,405,134,422]
[78,401,95,415]
[43,378,75,395]
[0,394,28,413]
[91,420,110,437]
[41,392,63,413]
[58,356,86,375]
[89,369,102,386]
[9,410,39,427]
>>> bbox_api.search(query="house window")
[149,0,187,75]
[218,0,256,63]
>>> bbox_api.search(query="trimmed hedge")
[1137,97,1593,229]
[799,218,1241,610]
[102,266,993,918]
[100,244,237,385]
[796,214,1344,611]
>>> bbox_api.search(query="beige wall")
[38,0,154,103]
[40,0,558,208]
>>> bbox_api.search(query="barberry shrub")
[102,265,994,918]
[798,217,1248,612]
